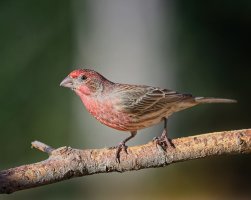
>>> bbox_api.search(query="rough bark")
[0,128,250,194]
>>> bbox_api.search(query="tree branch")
[1,128,251,194]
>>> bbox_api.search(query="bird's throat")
[75,86,92,96]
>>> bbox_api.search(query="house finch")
[60,69,236,162]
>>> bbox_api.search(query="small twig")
[31,141,55,155]
[0,128,251,194]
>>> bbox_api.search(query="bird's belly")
[95,112,164,132]
[83,97,170,132]
[127,110,168,131]
[98,108,168,132]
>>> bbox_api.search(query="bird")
[60,69,236,162]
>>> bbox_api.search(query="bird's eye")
[80,75,87,81]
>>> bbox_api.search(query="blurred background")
[0,0,250,199]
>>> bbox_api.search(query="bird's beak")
[60,76,74,88]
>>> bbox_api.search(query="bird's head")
[60,69,108,96]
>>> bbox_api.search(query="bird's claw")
[153,130,174,151]
[109,142,128,163]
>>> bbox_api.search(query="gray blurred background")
[0,0,250,199]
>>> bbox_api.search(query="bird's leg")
[110,131,137,163]
[154,118,174,150]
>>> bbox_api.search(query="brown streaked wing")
[114,84,192,115]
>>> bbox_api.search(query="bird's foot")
[109,142,128,163]
[153,130,174,151]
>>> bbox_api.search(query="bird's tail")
[195,97,237,104]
